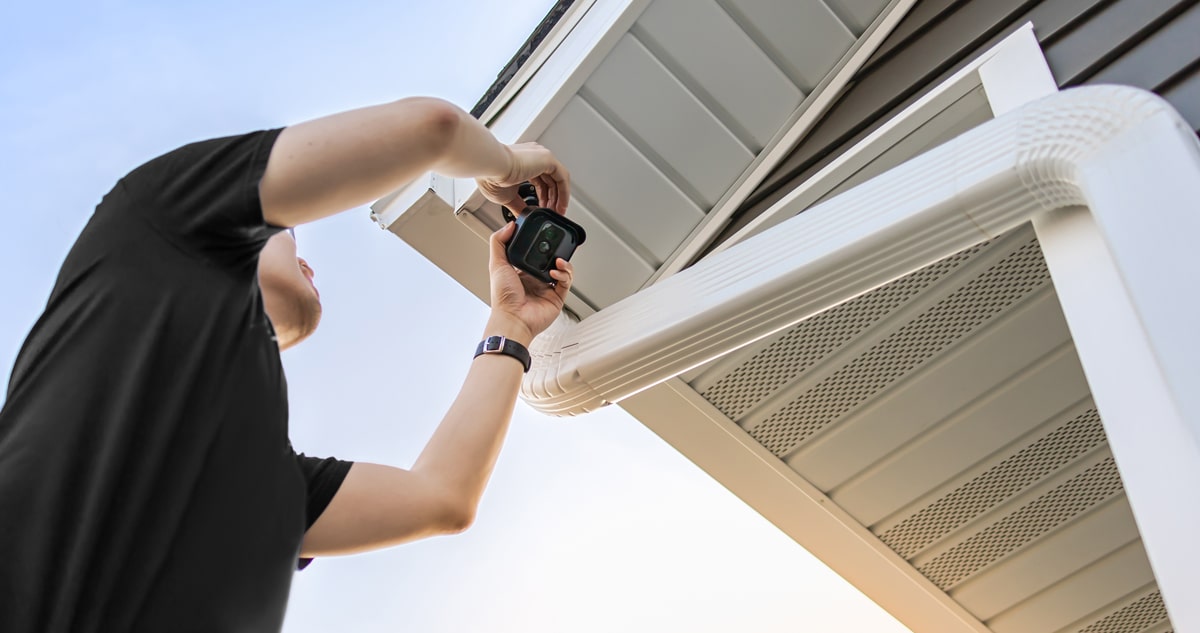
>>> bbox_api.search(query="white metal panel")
[745,236,1058,459]
[389,0,909,320]
[646,0,919,283]
[632,0,804,150]
[1069,589,1172,633]
[718,0,856,91]
[538,95,704,264]
[833,342,1092,527]
[766,234,1052,473]
[826,0,895,35]
[951,496,1142,620]
[787,284,1074,493]
[873,402,1106,556]
[909,450,1123,576]
[558,197,656,309]
[699,237,986,424]
[987,541,1156,633]
[582,34,755,207]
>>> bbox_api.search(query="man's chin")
[295,299,323,341]
[276,297,322,350]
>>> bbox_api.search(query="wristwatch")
[474,335,532,372]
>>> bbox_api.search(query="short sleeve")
[294,452,353,530]
[117,128,285,270]
[294,451,353,571]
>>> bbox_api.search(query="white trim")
[622,378,992,633]
[712,24,1044,255]
[371,172,452,230]
[982,44,1200,630]
[644,0,919,285]
[1034,207,1200,633]
[976,25,1058,115]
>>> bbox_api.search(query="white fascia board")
[370,174,493,304]
[371,171,447,230]
[523,79,1200,630]
[621,379,993,633]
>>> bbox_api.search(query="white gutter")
[524,85,1200,628]
[523,85,1199,418]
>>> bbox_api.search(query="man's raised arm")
[259,97,569,227]
[263,97,577,558]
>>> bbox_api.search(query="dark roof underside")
[470,0,578,118]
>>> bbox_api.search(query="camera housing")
[505,207,586,284]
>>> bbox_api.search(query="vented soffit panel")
[629,226,1177,633]
[372,0,917,316]
[690,228,1171,632]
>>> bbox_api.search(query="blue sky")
[0,2,913,631]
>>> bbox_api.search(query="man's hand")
[260,98,569,228]
[476,142,570,215]
[486,220,574,344]
[299,219,577,559]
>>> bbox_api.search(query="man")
[0,97,572,631]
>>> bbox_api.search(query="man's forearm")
[430,104,514,181]
[409,311,532,524]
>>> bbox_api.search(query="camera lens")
[536,241,552,254]
[542,226,561,241]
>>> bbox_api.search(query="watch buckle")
[483,335,506,353]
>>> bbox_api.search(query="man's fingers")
[503,202,525,221]
[539,167,569,215]
[534,177,549,213]
[489,222,516,270]
[549,258,574,299]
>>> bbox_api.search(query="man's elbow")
[437,500,477,535]
[391,97,463,159]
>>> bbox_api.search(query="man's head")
[259,230,321,349]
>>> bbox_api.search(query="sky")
[0,1,914,631]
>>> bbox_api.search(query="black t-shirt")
[0,129,352,632]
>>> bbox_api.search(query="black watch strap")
[474,335,532,373]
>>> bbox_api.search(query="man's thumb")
[489,222,516,268]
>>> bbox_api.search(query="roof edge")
[469,0,578,119]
